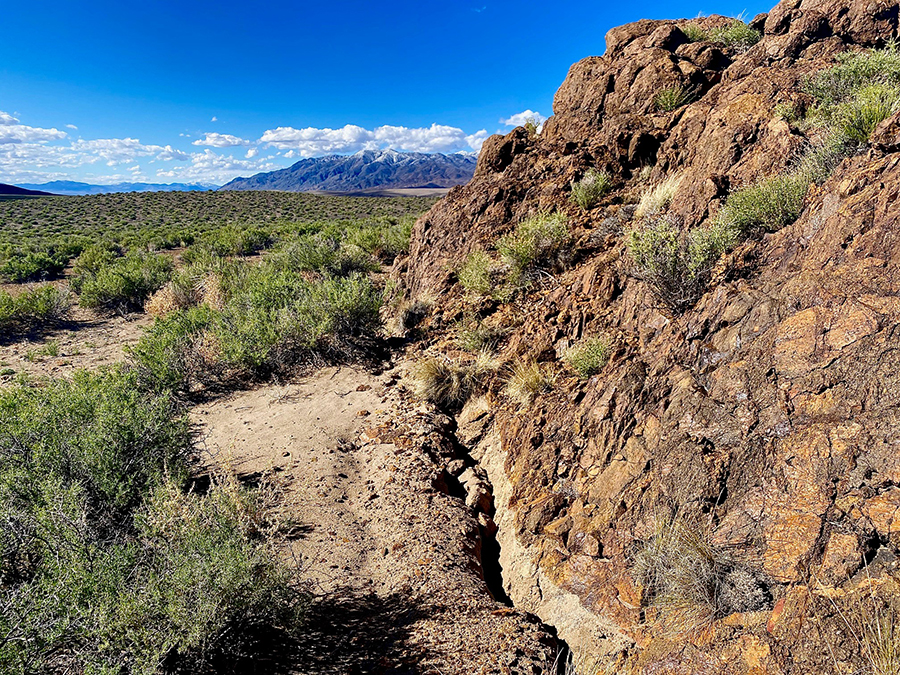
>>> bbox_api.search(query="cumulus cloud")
[259,122,483,157]
[192,132,251,148]
[155,148,280,184]
[70,137,166,165]
[465,129,490,152]
[0,110,68,144]
[211,116,218,122]
[245,147,258,158]
[157,145,190,162]
[501,110,547,127]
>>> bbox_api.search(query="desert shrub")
[0,368,189,519]
[833,82,900,142]
[0,285,72,334]
[633,515,770,634]
[563,336,611,378]
[78,252,173,312]
[773,101,800,122]
[145,269,203,317]
[394,296,433,331]
[128,304,218,392]
[570,169,613,209]
[457,250,495,296]
[627,217,736,313]
[654,85,695,112]
[132,265,382,388]
[413,350,499,409]
[707,19,761,51]
[504,359,552,405]
[804,42,900,112]
[0,248,70,283]
[718,172,810,237]
[70,242,121,287]
[680,23,708,42]
[497,212,569,273]
[635,174,682,219]
[200,224,274,257]
[344,216,414,262]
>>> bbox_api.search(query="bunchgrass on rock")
[654,84,695,112]
[563,336,612,378]
[504,359,553,405]
[570,169,613,210]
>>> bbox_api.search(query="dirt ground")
[191,365,558,674]
[0,307,151,384]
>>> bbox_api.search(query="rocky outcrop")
[400,0,900,672]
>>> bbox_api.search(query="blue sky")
[1,0,771,185]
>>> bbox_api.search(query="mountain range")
[220,149,477,193]
[16,181,217,196]
[0,183,55,198]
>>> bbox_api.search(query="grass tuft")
[570,169,613,210]
[504,359,552,405]
[563,336,612,378]
[654,85,695,112]
[635,174,682,220]
[412,350,500,409]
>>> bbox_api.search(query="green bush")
[132,262,382,389]
[680,23,708,42]
[834,82,900,142]
[0,368,304,673]
[804,42,900,112]
[563,336,611,378]
[626,217,736,313]
[127,304,217,393]
[0,249,69,283]
[78,252,173,312]
[497,212,569,273]
[707,19,761,51]
[0,284,72,334]
[654,84,695,112]
[570,169,613,210]
[457,250,495,297]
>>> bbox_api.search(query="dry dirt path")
[191,365,558,675]
[0,308,151,384]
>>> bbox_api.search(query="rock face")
[401,0,900,672]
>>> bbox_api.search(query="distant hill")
[219,150,477,193]
[16,181,217,196]
[0,183,55,198]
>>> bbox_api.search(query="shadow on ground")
[181,588,432,675]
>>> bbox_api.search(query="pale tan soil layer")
[0,307,151,384]
[191,366,557,675]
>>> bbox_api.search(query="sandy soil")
[191,365,558,674]
[0,307,151,384]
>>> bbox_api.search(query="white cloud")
[192,132,251,148]
[245,147,258,158]
[70,137,165,165]
[157,145,190,162]
[501,110,547,127]
[0,110,67,144]
[66,124,78,130]
[259,122,483,157]
[155,148,280,184]
[211,116,218,122]
[465,129,490,152]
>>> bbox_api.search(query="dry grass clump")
[504,359,553,405]
[634,174,682,219]
[570,169,613,210]
[412,350,500,409]
[633,514,770,635]
[563,336,611,378]
[457,250,496,297]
